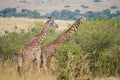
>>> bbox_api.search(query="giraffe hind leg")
[18,56,23,74]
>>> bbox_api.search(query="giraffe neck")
[53,19,81,47]
[31,24,49,44]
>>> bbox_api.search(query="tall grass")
[0,59,57,80]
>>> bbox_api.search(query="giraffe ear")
[79,14,84,19]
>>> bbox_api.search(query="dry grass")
[0,17,42,33]
[0,17,73,34]
[0,59,57,80]
[0,59,119,80]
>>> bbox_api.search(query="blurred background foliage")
[0,8,120,20]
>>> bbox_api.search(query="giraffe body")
[18,18,58,73]
[42,17,84,70]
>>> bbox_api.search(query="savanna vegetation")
[0,17,120,80]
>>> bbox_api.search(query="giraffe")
[18,17,58,73]
[42,16,84,70]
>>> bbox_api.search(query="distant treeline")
[47,9,120,20]
[0,8,41,18]
[0,8,120,20]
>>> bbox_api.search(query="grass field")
[0,17,73,34]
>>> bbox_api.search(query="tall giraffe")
[18,17,58,73]
[42,16,84,70]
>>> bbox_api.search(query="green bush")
[53,18,120,79]
[0,21,44,59]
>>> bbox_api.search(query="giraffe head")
[78,15,84,24]
[45,17,58,28]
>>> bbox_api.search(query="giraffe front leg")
[43,53,48,71]
[43,61,47,71]
[43,56,52,71]
[34,52,40,72]
[21,59,31,74]
[36,58,40,72]
[32,53,41,80]
[46,57,51,70]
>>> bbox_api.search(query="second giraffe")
[42,16,84,70]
